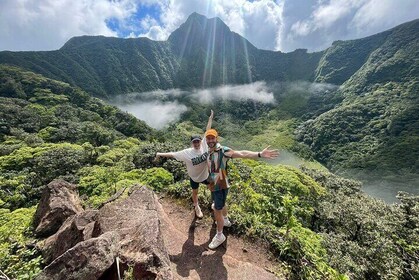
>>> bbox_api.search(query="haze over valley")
[111,80,419,203]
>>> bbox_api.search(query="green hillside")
[0,65,154,209]
[0,36,179,97]
[297,19,419,176]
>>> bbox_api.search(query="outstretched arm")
[227,146,279,160]
[205,110,214,132]
[155,152,174,159]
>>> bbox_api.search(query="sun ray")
[203,17,217,87]
[241,36,252,83]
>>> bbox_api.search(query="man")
[205,128,279,249]
[155,110,214,218]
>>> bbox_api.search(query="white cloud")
[0,0,138,51]
[312,0,354,29]
[194,81,275,104]
[350,0,419,34]
[140,15,160,30]
[118,100,187,129]
[290,21,311,36]
[280,0,419,52]
[111,82,275,128]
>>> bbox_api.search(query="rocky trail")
[158,197,283,280]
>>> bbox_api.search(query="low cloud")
[111,81,275,129]
[285,81,339,94]
[270,149,307,168]
[113,88,186,103]
[118,100,187,129]
[111,81,337,129]
[194,82,275,104]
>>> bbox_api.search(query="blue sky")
[106,3,161,38]
[0,0,418,52]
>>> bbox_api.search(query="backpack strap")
[217,147,231,180]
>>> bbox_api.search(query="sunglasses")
[192,140,201,144]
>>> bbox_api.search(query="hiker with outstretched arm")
[205,128,279,249]
[154,110,214,218]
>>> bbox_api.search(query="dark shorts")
[211,188,229,210]
[189,178,210,190]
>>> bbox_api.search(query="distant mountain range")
[1,13,418,176]
[3,13,414,98]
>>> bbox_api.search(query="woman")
[155,110,213,218]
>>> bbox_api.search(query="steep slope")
[0,65,153,143]
[314,30,391,84]
[167,12,259,87]
[0,36,179,97]
[0,65,154,210]
[297,19,419,174]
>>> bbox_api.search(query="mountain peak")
[186,12,207,21]
[168,12,253,57]
[184,12,228,29]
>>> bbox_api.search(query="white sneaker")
[223,218,232,227]
[209,233,226,249]
[194,205,203,218]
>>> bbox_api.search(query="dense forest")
[0,13,418,280]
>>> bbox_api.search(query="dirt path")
[157,196,284,280]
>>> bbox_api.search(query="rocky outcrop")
[36,231,120,280]
[41,210,98,264]
[34,180,282,280]
[35,182,173,280]
[33,179,84,237]
[96,186,172,279]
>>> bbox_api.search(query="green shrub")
[0,207,42,279]
[139,167,174,191]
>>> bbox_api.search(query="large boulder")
[33,179,84,237]
[36,231,120,280]
[97,186,173,279]
[36,184,173,279]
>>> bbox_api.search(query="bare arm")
[227,146,279,160]
[155,152,174,159]
[205,110,214,132]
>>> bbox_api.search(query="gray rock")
[36,231,120,280]
[42,210,98,264]
[37,184,173,279]
[97,186,173,279]
[33,179,84,237]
